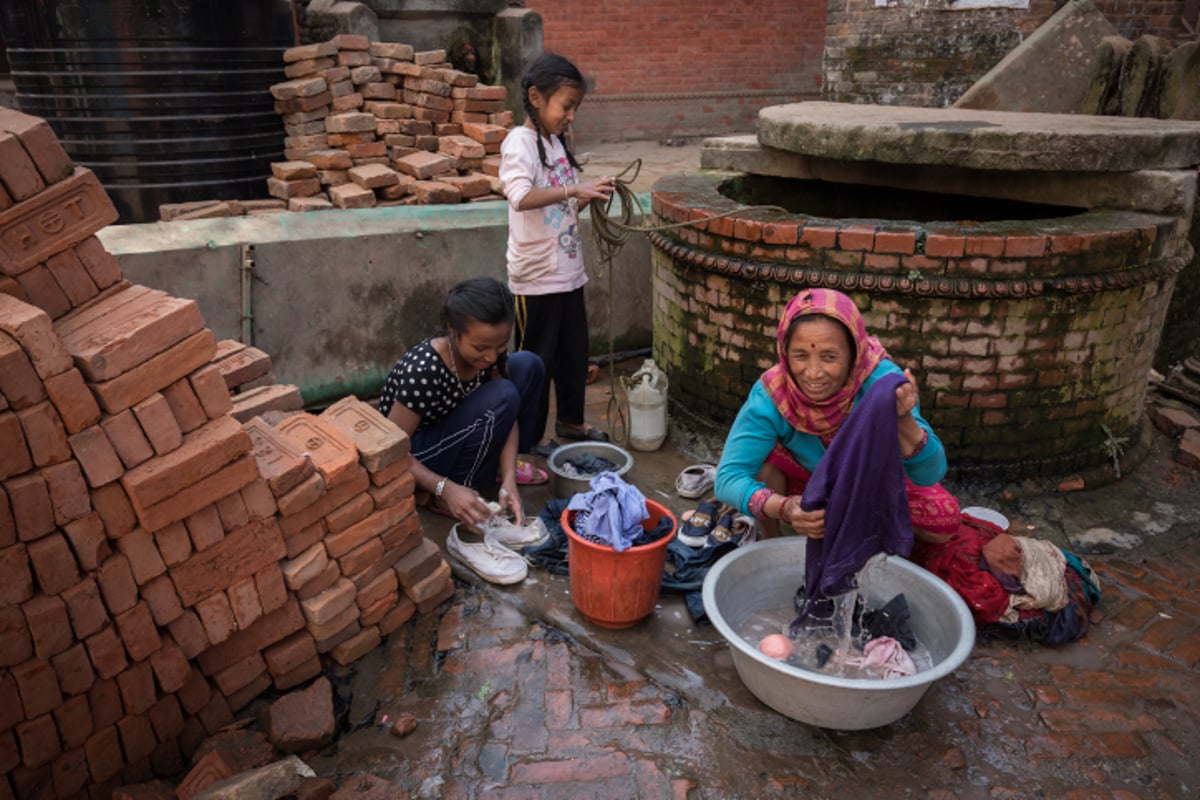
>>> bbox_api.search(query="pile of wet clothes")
[558,452,619,480]
[791,586,920,678]
[910,514,1101,645]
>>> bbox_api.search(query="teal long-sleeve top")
[714,359,947,515]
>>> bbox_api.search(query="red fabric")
[910,516,1011,625]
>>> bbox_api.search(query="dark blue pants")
[410,350,544,490]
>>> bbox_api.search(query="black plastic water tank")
[0,0,294,223]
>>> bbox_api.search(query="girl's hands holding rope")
[573,176,616,203]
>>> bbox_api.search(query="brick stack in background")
[160,34,512,220]
[1,107,455,800]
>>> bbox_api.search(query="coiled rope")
[587,159,787,442]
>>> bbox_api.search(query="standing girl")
[500,52,616,457]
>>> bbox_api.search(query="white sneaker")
[446,525,528,585]
[483,517,550,550]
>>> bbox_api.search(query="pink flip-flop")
[514,459,549,486]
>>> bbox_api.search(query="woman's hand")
[572,176,616,202]
[442,481,493,526]
[781,496,825,539]
[895,367,919,419]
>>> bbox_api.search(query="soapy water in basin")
[735,558,934,680]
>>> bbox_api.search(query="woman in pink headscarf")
[714,288,960,541]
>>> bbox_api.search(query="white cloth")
[1001,537,1069,623]
[499,126,587,296]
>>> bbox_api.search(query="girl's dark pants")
[516,288,590,440]
[410,351,544,490]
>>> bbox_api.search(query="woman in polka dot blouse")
[379,277,545,525]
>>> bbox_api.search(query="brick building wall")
[825,0,1194,107]
[522,0,825,142]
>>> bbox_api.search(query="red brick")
[0,334,46,412]
[296,560,341,601]
[357,568,398,610]
[60,578,107,639]
[15,713,60,770]
[276,471,326,516]
[133,453,260,533]
[963,235,1005,257]
[184,504,224,552]
[254,565,288,614]
[281,543,329,591]
[275,414,360,489]
[113,601,161,662]
[45,249,99,306]
[0,486,12,547]
[68,425,125,487]
[325,501,413,559]
[23,593,71,660]
[0,295,74,378]
[272,653,322,691]
[42,460,91,525]
[141,575,184,626]
[5,473,55,541]
[86,725,123,782]
[131,393,182,456]
[51,642,95,697]
[167,610,208,661]
[278,466,369,538]
[96,554,138,615]
[58,289,204,382]
[11,657,63,718]
[0,109,73,184]
[324,492,373,533]
[194,597,304,677]
[16,400,70,470]
[225,670,271,712]
[160,377,207,434]
[320,396,411,472]
[212,652,267,697]
[51,746,91,797]
[195,592,236,645]
[52,693,92,750]
[147,693,183,743]
[238,412,314,494]
[329,625,380,666]
[90,482,137,540]
[27,532,80,594]
[0,727,19,774]
[170,515,286,607]
[0,414,34,483]
[284,519,328,560]
[116,659,156,715]
[300,577,357,627]
[1004,234,1047,257]
[187,365,233,419]
[0,607,34,673]
[152,520,191,567]
[101,409,153,469]
[798,224,838,249]
[213,346,272,390]
[0,544,35,611]
[407,561,452,608]
[359,591,398,627]
[176,666,210,714]
[0,131,47,200]
[88,329,217,414]
[41,368,100,434]
[214,490,250,531]
[148,639,190,694]
[339,536,384,577]
[18,266,73,318]
[114,527,166,586]
[240,479,277,520]
[227,578,263,630]
[262,631,317,677]
[73,237,124,289]
[120,415,251,511]
[368,470,415,510]
[117,714,156,763]
[88,676,123,729]
[60,512,110,572]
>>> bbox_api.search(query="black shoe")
[555,423,609,442]
[531,440,560,458]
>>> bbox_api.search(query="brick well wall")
[649,173,1188,480]
[523,0,825,142]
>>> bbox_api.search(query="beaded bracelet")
[748,487,774,519]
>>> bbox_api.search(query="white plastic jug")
[623,359,668,451]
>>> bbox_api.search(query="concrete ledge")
[99,198,654,406]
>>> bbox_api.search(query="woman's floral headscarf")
[759,288,888,439]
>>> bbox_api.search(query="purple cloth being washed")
[797,372,914,617]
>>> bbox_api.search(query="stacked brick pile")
[1,108,454,799]
[159,34,513,220]
[208,340,304,424]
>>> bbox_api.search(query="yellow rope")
[587,159,788,442]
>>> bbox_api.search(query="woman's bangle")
[905,428,929,459]
[562,185,568,202]
[435,477,448,499]
[748,488,774,519]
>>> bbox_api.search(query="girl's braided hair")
[521,53,584,171]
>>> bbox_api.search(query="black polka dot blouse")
[378,339,487,429]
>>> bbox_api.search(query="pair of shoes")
[531,440,560,459]
[675,464,716,499]
[709,513,756,548]
[512,459,548,486]
[447,524,528,585]
[554,422,609,442]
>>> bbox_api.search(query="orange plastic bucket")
[561,499,677,629]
